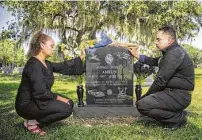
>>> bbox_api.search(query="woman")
[15,31,85,136]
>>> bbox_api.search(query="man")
[128,26,194,130]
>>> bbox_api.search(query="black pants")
[16,94,74,125]
[136,88,191,124]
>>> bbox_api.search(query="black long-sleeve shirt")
[139,42,194,95]
[15,57,84,110]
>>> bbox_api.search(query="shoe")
[163,118,187,131]
[24,120,46,136]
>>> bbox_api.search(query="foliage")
[15,47,25,66]
[3,1,111,49]
[182,44,202,65]
[2,1,202,52]
[0,30,25,67]
[0,38,15,65]
[107,1,202,46]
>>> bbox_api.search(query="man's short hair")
[158,26,176,40]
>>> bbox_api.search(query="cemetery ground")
[0,69,202,140]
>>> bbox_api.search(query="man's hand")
[56,95,70,105]
[108,41,139,59]
[128,47,140,60]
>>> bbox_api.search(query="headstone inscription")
[86,46,134,107]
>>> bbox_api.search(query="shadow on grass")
[0,73,21,80]
[131,113,202,139]
[0,83,19,100]
[0,82,24,139]
[187,110,202,118]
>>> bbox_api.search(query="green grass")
[195,68,202,77]
[0,72,202,140]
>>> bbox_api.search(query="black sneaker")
[163,118,187,131]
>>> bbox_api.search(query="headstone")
[3,66,12,75]
[73,46,142,118]
[86,46,134,106]
[18,67,24,74]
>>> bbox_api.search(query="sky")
[0,6,202,49]
[0,6,15,32]
[190,29,202,49]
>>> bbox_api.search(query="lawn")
[0,72,202,140]
[195,68,202,75]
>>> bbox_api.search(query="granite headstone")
[86,46,134,106]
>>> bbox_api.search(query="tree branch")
[65,26,80,32]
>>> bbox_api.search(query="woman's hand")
[56,96,70,105]
[80,49,86,61]
[128,47,140,60]
[108,41,137,48]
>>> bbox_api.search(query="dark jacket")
[15,57,84,110]
[139,42,194,95]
